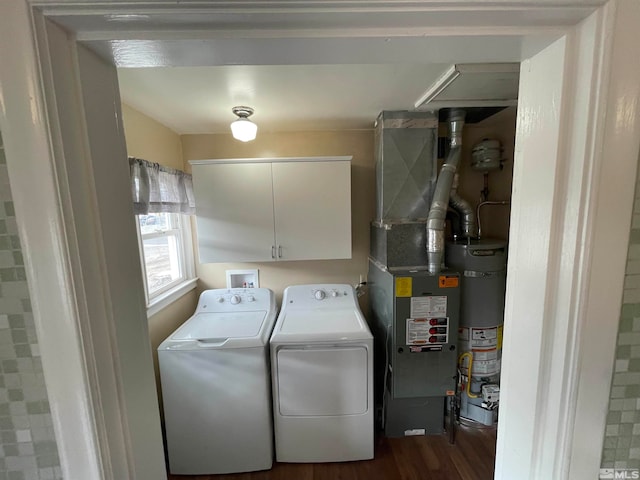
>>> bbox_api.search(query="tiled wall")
[602,153,640,470]
[0,134,62,480]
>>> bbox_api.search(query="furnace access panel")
[369,262,461,399]
[392,272,460,398]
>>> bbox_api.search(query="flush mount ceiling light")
[230,106,258,142]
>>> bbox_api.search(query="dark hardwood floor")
[168,424,497,480]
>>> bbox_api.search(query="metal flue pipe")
[449,172,477,239]
[426,109,466,274]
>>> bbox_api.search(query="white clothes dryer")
[270,284,374,463]
[158,288,277,475]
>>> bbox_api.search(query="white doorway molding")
[497,2,640,478]
[0,1,638,480]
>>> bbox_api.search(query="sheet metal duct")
[426,109,466,274]
[370,110,439,270]
[374,110,438,222]
[449,173,477,239]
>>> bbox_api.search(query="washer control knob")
[331,290,339,298]
[217,297,225,303]
[247,295,255,302]
[230,294,241,305]
[314,290,326,300]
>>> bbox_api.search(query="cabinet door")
[192,162,275,263]
[272,161,351,261]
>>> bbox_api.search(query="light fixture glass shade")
[230,117,257,142]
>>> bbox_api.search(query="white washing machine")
[158,288,277,475]
[270,284,374,463]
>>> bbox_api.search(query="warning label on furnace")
[405,319,427,345]
[395,277,412,297]
[406,318,449,345]
[438,275,459,288]
[410,296,447,318]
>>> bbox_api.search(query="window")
[128,156,197,314]
[138,212,184,296]
[136,213,195,314]
[135,212,196,310]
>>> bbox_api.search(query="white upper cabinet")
[272,160,352,261]
[192,162,276,263]
[191,157,352,263]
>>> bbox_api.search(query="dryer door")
[276,346,368,416]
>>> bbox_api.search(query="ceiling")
[102,2,596,136]
[117,57,527,134]
[105,6,551,136]
[117,64,455,134]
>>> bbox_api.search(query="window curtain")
[129,157,195,215]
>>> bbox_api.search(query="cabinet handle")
[271,246,276,259]
[278,245,282,258]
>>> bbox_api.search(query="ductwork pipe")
[426,109,466,274]
[449,173,477,239]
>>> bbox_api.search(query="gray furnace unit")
[368,110,463,436]
[369,262,460,436]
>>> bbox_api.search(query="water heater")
[446,239,507,425]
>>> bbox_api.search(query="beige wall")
[182,130,375,309]
[121,103,198,402]
[122,103,185,170]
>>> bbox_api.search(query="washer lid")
[272,308,372,343]
[161,311,270,349]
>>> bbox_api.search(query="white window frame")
[135,213,196,317]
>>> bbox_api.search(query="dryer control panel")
[283,284,357,308]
